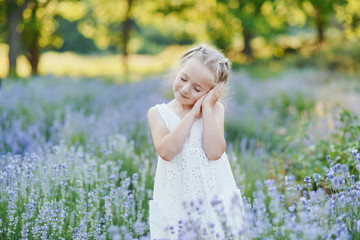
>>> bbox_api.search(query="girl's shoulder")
[147,103,168,123]
[148,105,163,128]
[147,104,169,135]
[147,104,161,120]
[147,100,175,117]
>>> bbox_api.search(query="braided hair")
[179,44,231,86]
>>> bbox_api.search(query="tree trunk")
[27,2,40,75]
[243,29,253,59]
[122,0,134,76]
[6,0,30,78]
[28,45,39,75]
[6,2,20,78]
[315,7,325,45]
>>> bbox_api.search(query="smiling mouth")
[179,91,188,99]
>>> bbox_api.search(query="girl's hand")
[202,82,224,109]
[190,95,205,119]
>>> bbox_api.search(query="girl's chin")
[175,97,195,107]
[175,94,186,102]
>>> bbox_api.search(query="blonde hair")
[179,44,231,86]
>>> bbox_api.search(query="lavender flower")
[1,74,360,239]
[351,149,358,157]
[314,174,320,184]
[304,176,312,188]
[326,155,332,166]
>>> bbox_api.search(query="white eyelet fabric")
[149,103,246,240]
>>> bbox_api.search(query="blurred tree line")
[0,0,360,77]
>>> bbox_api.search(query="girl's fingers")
[196,95,206,106]
[214,82,224,96]
[215,85,221,95]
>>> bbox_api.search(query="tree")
[134,0,231,52]
[122,0,134,74]
[334,0,360,40]
[1,0,87,76]
[137,0,288,61]
[4,0,30,77]
[20,0,87,75]
[79,0,136,75]
[217,0,289,59]
[0,0,6,42]
[21,0,57,75]
[297,0,346,45]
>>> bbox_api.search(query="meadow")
[0,68,360,239]
[0,44,189,81]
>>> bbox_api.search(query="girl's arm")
[148,96,205,161]
[202,83,226,160]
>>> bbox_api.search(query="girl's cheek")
[194,94,203,102]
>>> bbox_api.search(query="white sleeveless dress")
[149,103,246,240]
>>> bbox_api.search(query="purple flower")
[133,221,145,235]
[264,179,275,187]
[179,231,197,240]
[326,155,332,166]
[351,149,358,157]
[304,176,311,188]
[288,205,295,212]
[326,168,335,180]
[207,222,215,228]
[211,196,222,207]
[285,176,290,185]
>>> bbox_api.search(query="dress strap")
[156,103,181,132]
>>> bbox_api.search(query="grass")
[2,38,360,81]
[0,44,190,81]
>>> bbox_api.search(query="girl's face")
[173,60,214,107]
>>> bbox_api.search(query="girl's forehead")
[180,60,214,87]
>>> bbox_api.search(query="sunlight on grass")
[0,44,190,81]
[0,44,9,78]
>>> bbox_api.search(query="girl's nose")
[182,87,189,95]
[182,83,190,94]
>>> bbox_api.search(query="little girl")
[148,44,245,239]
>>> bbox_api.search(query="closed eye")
[181,77,187,82]
[194,87,200,92]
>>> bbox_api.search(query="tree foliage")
[20,0,88,75]
[296,0,347,44]
[1,0,360,77]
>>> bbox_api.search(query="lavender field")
[1,69,360,239]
